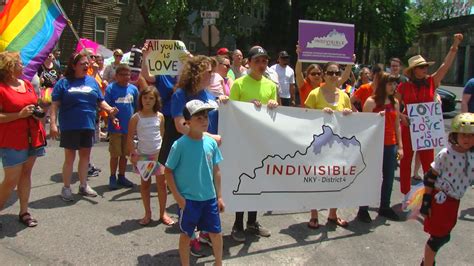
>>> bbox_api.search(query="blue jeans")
[380,145,398,209]
[359,145,397,212]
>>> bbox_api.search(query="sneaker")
[402,195,410,212]
[91,165,101,173]
[356,210,372,223]
[190,238,205,258]
[109,175,119,190]
[87,168,99,177]
[78,184,98,197]
[231,226,246,242]
[61,186,74,202]
[199,232,212,247]
[246,221,271,237]
[378,208,400,221]
[117,174,134,188]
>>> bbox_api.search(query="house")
[55,0,145,63]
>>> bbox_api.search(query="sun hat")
[404,55,435,75]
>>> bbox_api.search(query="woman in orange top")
[295,45,323,107]
[363,73,403,221]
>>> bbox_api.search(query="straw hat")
[404,55,435,75]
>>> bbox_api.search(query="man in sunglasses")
[270,51,296,106]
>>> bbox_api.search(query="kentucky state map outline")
[232,125,367,195]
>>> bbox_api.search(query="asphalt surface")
[0,86,473,265]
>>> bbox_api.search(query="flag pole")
[52,0,86,51]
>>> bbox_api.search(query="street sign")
[203,18,216,26]
[200,11,220,19]
[201,25,220,48]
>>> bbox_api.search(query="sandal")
[139,217,152,226]
[327,217,349,228]
[159,216,175,226]
[19,212,38,227]
[307,218,320,229]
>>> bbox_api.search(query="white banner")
[407,102,446,151]
[219,101,385,212]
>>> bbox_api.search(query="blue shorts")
[178,198,221,238]
[0,147,45,168]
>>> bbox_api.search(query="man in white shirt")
[270,51,295,106]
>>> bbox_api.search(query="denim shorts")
[0,147,45,168]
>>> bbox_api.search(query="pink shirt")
[207,73,224,97]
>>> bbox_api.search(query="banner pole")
[53,0,86,51]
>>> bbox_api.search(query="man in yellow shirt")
[228,46,278,242]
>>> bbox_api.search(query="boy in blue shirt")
[105,64,139,190]
[165,100,224,266]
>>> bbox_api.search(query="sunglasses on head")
[310,71,321,76]
[325,70,341,76]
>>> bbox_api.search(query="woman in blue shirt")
[50,53,117,202]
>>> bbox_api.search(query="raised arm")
[337,54,355,88]
[432,34,463,87]
[141,41,156,84]
[295,44,305,88]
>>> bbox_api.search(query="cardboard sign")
[298,20,354,64]
[407,102,446,151]
[145,40,189,76]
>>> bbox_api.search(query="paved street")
[1,86,473,265]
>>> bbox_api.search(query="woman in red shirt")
[363,73,403,221]
[397,34,463,197]
[0,51,46,228]
[295,44,324,107]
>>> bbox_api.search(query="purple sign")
[298,20,354,64]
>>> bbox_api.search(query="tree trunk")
[365,31,371,64]
[357,30,364,64]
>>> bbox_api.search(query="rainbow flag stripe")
[0,0,67,81]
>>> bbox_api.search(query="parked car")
[437,87,457,113]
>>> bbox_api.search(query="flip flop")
[307,218,320,229]
[139,217,152,226]
[19,212,38,227]
[327,217,349,228]
[160,217,176,226]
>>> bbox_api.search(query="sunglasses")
[325,71,341,76]
[221,63,231,69]
[114,54,123,57]
[310,72,321,76]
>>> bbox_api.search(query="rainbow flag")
[0,0,67,81]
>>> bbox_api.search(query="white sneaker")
[78,184,98,197]
[61,186,74,202]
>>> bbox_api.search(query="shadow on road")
[137,249,182,265]
[0,214,27,239]
[50,172,79,184]
[29,194,98,209]
[459,207,474,222]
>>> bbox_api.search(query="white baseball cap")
[183,100,215,120]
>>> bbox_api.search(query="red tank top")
[374,102,397,145]
[397,76,435,115]
[0,80,46,149]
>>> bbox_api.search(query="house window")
[95,17,107,46]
